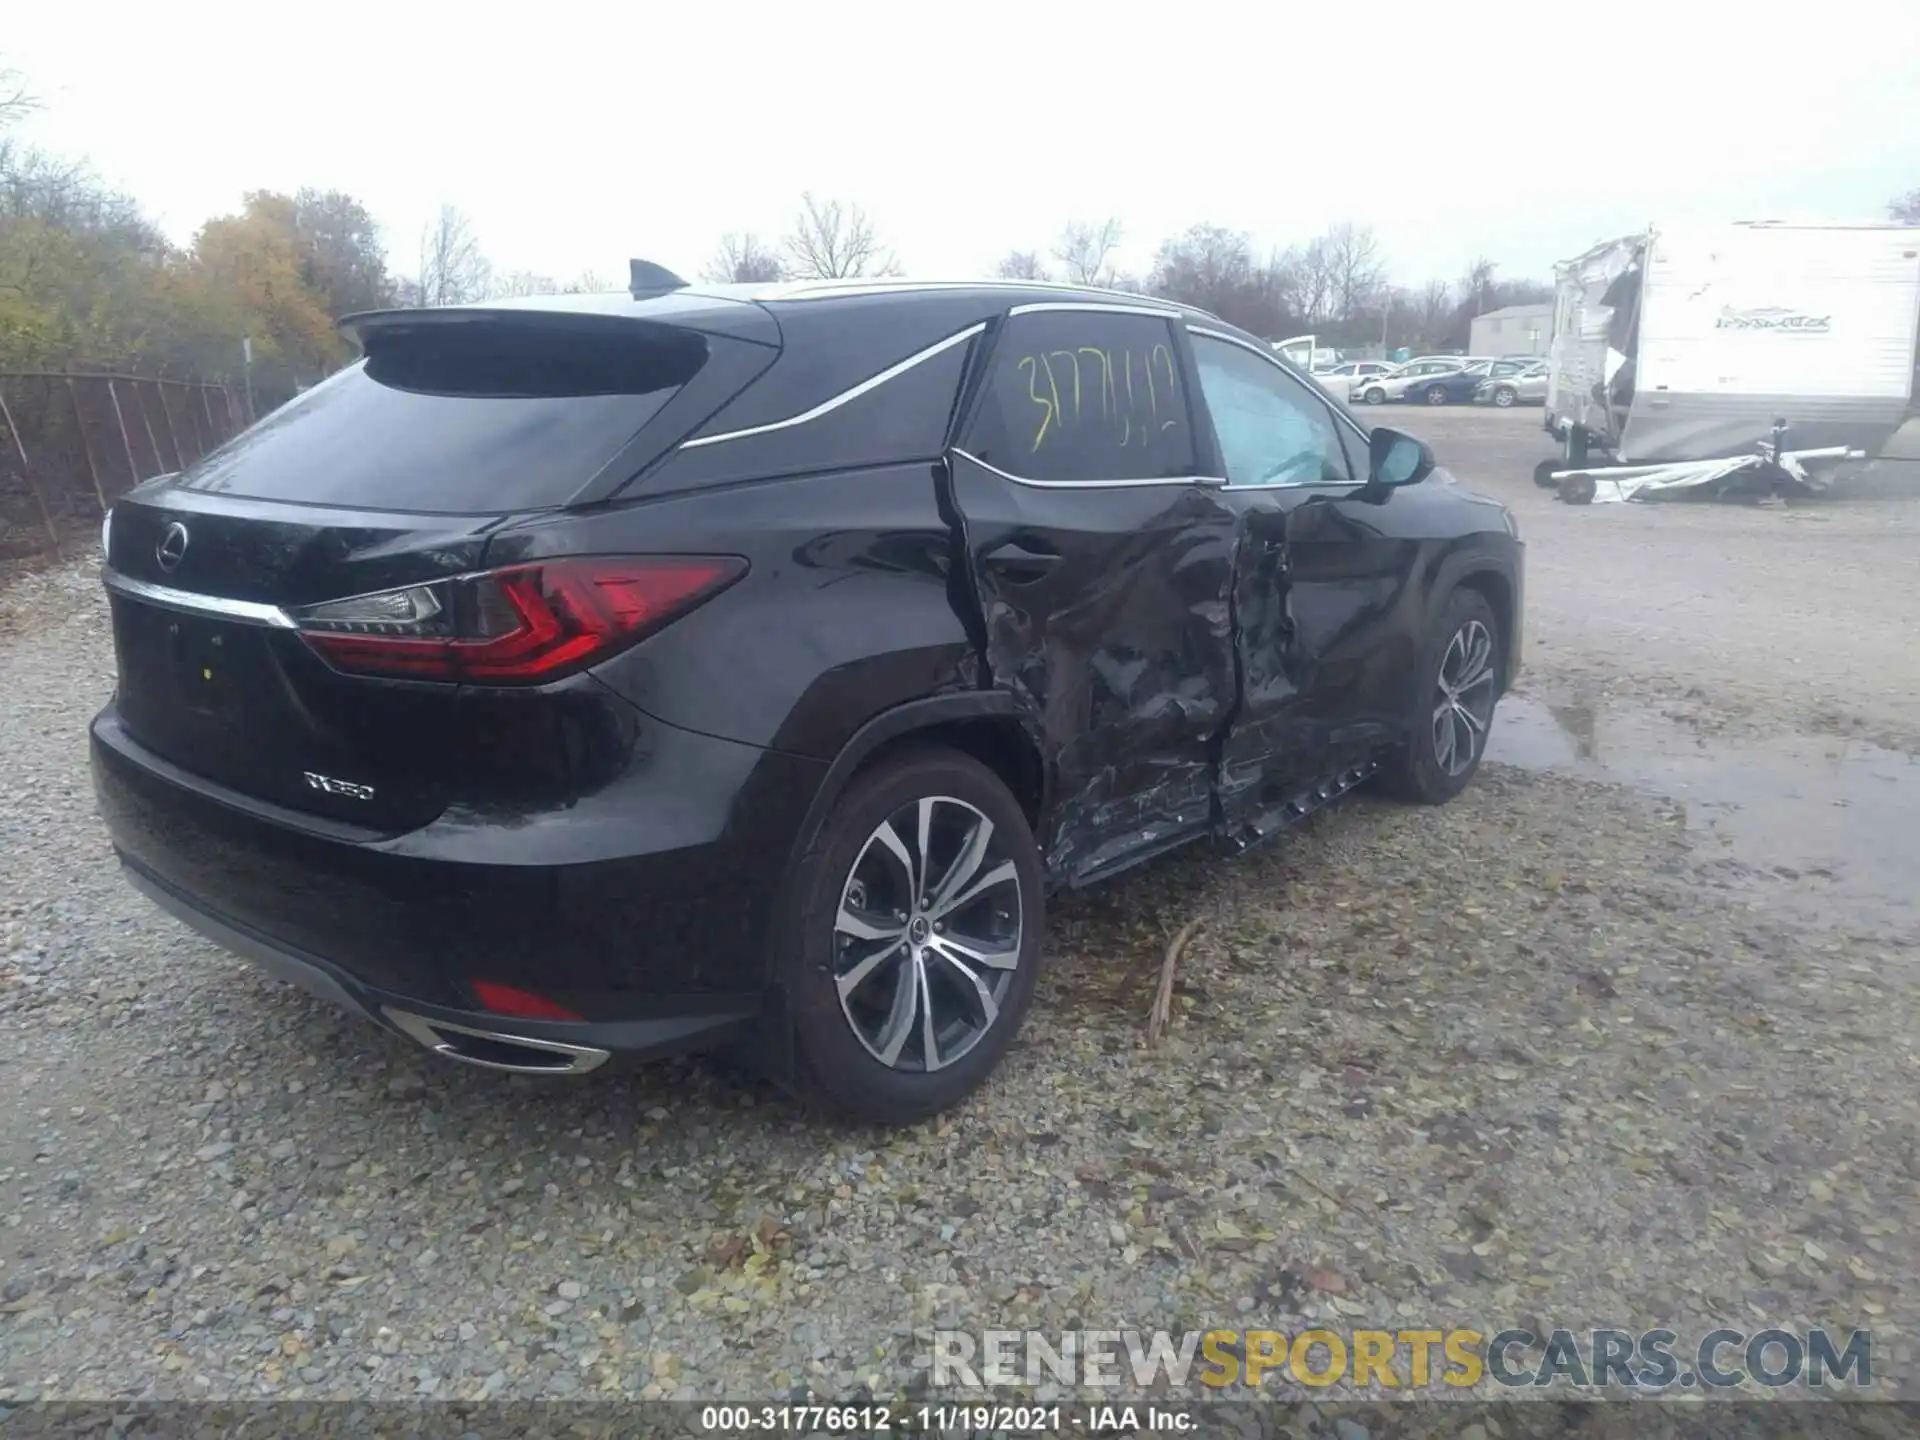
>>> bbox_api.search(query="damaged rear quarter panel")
[537,462,982,758]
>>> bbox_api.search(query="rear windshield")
[176,323,707,512]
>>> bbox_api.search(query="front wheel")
[1425,385,1449,405]
[780,746,1044,1124]
[1362,387,1386,405]
[1379,588,1501,805]
[1492,386,1517,408]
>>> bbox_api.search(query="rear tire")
[1379,588,1501,805]
[1425,385,1449,405]
[779,746,1043,1125]
[1558,472,1598,505]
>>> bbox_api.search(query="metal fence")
[0,370,251,563]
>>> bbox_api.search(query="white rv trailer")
[1544,222,1920,479]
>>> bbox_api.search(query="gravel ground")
[3,414,1918,1409]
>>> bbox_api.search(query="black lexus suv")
[91,267,1523,1123]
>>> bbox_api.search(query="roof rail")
[629,260,689,296]
[753,276,1221,322]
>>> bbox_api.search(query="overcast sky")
[9,0,1920,292]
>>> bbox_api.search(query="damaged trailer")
[1539,221,1920,502]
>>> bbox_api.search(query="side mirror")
[1367,426,1435,487]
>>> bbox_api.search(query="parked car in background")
[1404,358,1542,407]
[91,271,1524,1125]
[1478,361,1548,407]
[1403,361,1507,406]
[1355,357,1474,405]
[1313,359,1397,401]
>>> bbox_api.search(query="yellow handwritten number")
[1018,356,1056,452]
[1153,345,1180,430]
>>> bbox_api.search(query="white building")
[1469,302,1555,357]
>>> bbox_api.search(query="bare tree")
[1373,282,1412,349]
[782,193,896,279]
[1323,222,1386,322]
[1497,278,1555,306]
[1292,236,1336,326]
[1460,257,1498,317]
[1415,278,1454,345]
[1148,223,1295,335]
[485,267,616,300]
[0,63,37,131]
[993,249,1048,281]
[0,144,148,238]
[1890,187,1920,224]
[416,205,491,307]
[1053,217,1123,287]
[291,188,395,314]
[702,232,784,283]
[489,270,561,299]
[1149,224,1250,314]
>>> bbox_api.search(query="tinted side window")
[651,328,974,490]
[963,311,1196,482]
[1190,335,1354,489]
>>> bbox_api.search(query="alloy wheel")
[1494,387,1515,408]
[832,796,1023,1073]
[1364,388,1385,405]
[1426,386,1448,405]
[1431,619,1496,777]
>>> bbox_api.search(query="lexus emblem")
[155,522,190,573]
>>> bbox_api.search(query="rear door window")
[176,321,708,513]
[962,310,1197,482]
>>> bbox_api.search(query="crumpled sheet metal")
[977,505,1238,888]
[1552,446,1865,503]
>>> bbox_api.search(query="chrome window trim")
[1188,325,1295,358]
[102,569,297,629]
[953,449,1226,491]
[681,322,987,449]
[768,280,1010,302]
[1007,301,1181,318]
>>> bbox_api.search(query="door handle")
[981,539,1060,583]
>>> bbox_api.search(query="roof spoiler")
[630,260,689,297]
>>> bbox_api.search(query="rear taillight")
[290,555,745,684]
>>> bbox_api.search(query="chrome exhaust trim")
[382,1007,610,1075]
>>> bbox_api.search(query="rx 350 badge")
[304,771,375,801]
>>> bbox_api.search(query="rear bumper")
[91,697,827,1056]
[121,857,746,1070]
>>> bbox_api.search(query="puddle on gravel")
[1487,694,1920,939]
